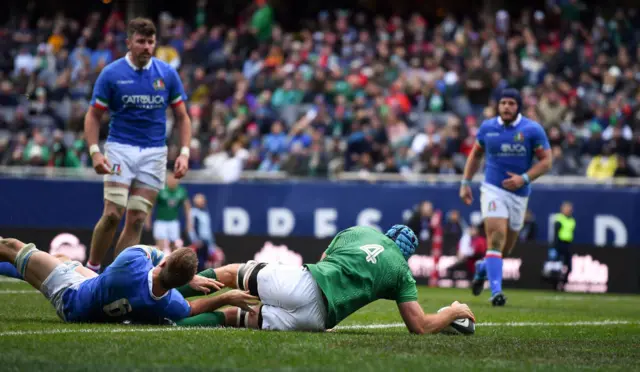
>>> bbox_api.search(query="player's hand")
[224,290,260,313]
[188,275,225,294]
[91,152,112,175]
[450,301,476,323]
[459,185,473,205]
[174,154,189,179]
[502,172,525,191]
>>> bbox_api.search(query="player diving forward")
[177,225,476,333]
[460,88,552,306]
[0,238,257,324]
[84,18,192,272]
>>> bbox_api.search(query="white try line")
[0,290,39,294]
[0,277,22,283]
[335,320,640,330]
[0,320,638,337]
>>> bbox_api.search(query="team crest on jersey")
[514,132,524,142]
[111,164,122,175]
[153,78,166,91]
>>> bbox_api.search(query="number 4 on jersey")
[360,244,385,264]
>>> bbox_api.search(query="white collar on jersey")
[148,269,170,301]
[126,52,153,71]
[497,113,523,126]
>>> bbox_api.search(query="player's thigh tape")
[14,243,38,278]
[127,195,153,214]
[237,261,267,297]
[104,186,129,207]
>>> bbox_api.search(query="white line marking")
[0,320,637,337]
[335,320,639,330]
[534,295,638,302]
[0,277,22,283]
[0,290,38,294]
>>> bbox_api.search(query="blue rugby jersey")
[476,114,550,197]
[61,246,191,323]
[90,53,187,148]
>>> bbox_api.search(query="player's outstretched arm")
[397,301,475,335]
[188,289,258,317]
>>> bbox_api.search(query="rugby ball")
[437,306,475,335]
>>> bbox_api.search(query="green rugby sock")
[175,311,226,327]
[177,268,218,298]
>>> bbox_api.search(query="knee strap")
[127,195,153,214]
[237,261,266,297]
[104,186,129,207]
[236,308,250,328]
[14,243,38,278]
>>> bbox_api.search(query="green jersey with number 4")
[155,186,188,221]
[306,226,418,329]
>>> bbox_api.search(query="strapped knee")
[237,261,266,296]
[104,186,129,208]
[14,243,38,278]
[127,195,153,214]
[236,308,250,328]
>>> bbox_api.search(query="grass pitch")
[0,279,639,371]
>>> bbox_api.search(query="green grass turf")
[0,279,639,371]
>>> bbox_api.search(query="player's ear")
[158,257,167,268]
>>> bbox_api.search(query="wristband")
[522,173,530,184]
[180,146,190,158]
[89,144,100,156]
[461,179,471,186]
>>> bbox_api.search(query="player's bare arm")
[188,290,259,316]
[460,142,484,205]
[84,105,112,175]
[503,148,553,191]
[398,300,475,335]
[172,102,192,179]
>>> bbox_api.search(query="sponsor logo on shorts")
[488,200,497,212]
[111,164,122,175]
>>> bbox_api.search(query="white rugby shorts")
[153,220,181,242]
[41,261,88,321]
[104,142,167,190]
[480,183,529,231]
[257,264,327,332]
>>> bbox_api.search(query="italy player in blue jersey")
[0,238,258,324]
[84,18,193,273]
[460,88,552,306]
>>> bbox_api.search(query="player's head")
[498,88,522,123]
[194,193,207,209]
[561,201,573,216]
[385,225,419,261]
[126,18,156,67]
[158,247,198,289]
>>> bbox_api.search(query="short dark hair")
[128,17,156,38]
[158,248,198,289]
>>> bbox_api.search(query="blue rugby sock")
[474,260,487,280]
[0,262,23,280]
[485,250,503,295]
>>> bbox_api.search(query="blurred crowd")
[2,0,640,180]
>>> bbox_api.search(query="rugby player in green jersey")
[183,225,475,334]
